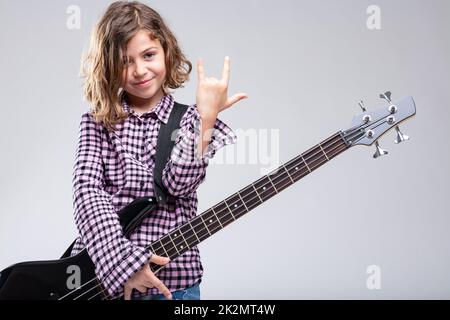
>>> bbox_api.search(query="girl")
[71,1,247,300]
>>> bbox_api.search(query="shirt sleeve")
[162,104,237,197]
[72,112,152,297]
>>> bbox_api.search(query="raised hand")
[196,56,248,122]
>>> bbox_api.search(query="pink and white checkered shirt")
[70,93,236,297]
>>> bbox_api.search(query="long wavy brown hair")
[80,1,192,132]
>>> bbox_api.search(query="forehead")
[125,29,162,56]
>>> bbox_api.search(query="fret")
[211,207,224,228]
[178,223,198,248]
[225,194,246,220]
[223,200,236,221]
[170,228,189,253]
[267,174,278,194]
[318,143,330,161]
[193,216,210,242]
[321,134,346,160]
[178,229,189,248]
[167,233,180,256]
[237,191,249,213]
[285,158,309,181]
[251,183,264,204]
[150,239,167,257]
[187,220,201,245]
[201,209,222,235]
[301,155,311,172]
[148,243,159,256]
[158,235,175,258]
[282,164,295,183]
[198,214,212,238]
[212,202,231,226]
[267,167,295,194]
[240,184,261,211]
[304,146,329,172]
[253,177,277,201]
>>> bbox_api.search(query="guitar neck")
[146,131,350,264]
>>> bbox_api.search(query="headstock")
[342,91,416,158]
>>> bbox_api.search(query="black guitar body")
[0,250,100,300]
[0,197,156,300]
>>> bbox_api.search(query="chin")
[128,87,159,99]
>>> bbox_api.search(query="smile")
[134,77,154,87]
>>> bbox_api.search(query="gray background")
[0,0,449,299]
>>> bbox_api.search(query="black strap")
[152,101,189,204]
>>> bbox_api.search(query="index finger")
[197,58,205,81]
[124,285,132,300]
[149,273,172,300]
[221,56,230,83]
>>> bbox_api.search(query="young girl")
[70,1,247,300]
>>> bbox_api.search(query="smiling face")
[121,29,167,112]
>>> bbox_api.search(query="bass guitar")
[0,91,416,300]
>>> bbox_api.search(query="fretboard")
[146,131,349,267]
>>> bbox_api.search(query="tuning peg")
[358,100,367,112]
[373,141,388,159]
[394,125,409,144]
[379,91,392,103]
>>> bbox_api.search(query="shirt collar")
[121,93,174,124]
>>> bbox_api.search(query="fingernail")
[225,56,230,60]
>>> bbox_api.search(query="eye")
[144,52,155,59]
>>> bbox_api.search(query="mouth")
[134,77,154,87]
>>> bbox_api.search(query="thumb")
[223,93,248,110]
[150,254,171,265]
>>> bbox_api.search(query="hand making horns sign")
[196,56,248,121]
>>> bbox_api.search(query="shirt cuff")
[102,244,152,298]
[170,106,237,165]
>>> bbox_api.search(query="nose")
[133,60,148,78]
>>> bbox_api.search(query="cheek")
[121,69,129,87]
[156,58,167,77]
[158,66,166,80]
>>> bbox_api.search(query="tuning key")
[358,100,367,112]
[373,141,388,159]
[379,91,392,103]
[394,125,410,144]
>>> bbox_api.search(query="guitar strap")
[61,101,189,258]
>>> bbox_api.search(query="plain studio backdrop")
[0,0,449,299]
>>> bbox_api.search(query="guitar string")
[83,135,349,300]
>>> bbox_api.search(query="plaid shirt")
[70,94,236,298]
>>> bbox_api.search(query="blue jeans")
[133,282,200,300]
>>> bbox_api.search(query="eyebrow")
[126,47,158,59]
